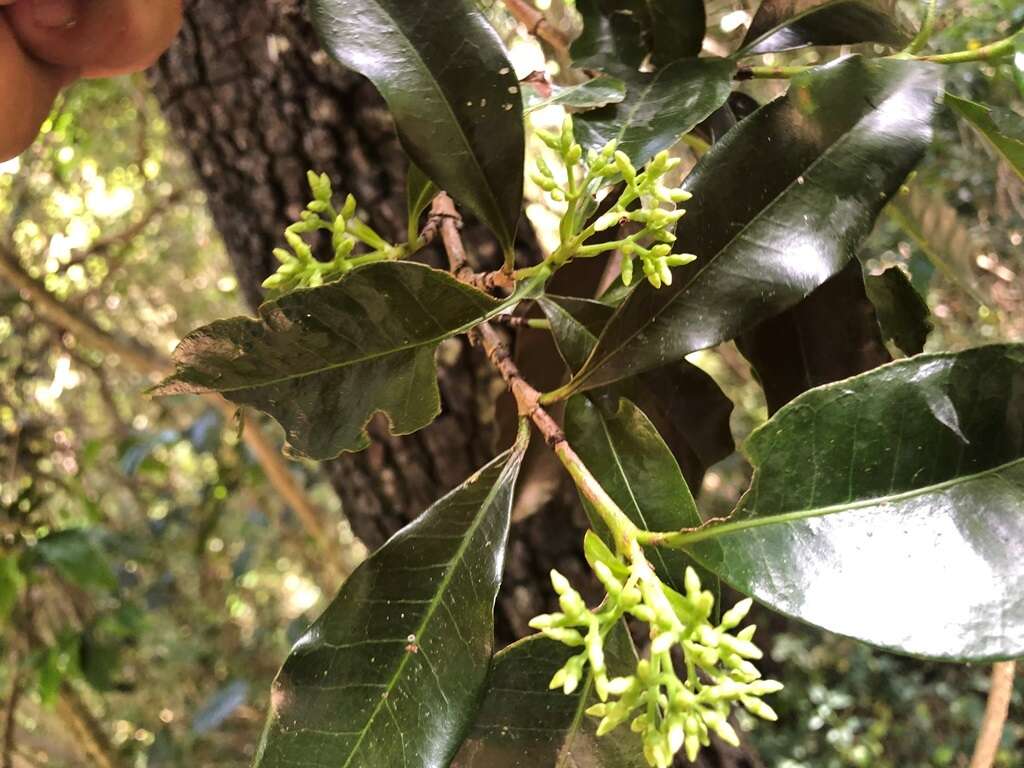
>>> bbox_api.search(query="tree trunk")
[150,3,759,765]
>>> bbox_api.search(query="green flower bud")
[262,273,286,289]
[684,566,702,598]
[536,128,562,150]
[620,254,634,286]
[528,613,558,630]
[541,626,585,646]
[531,173,558,192]
[560,115,575,153]
[550,569,572,595]
[685,733,701,762]
[651,630,677,655]
[749,680,784,696]
[719,633,763,660]
[614,150,636,184]
[737,625,757,643]
[741,696,778,721]
[665,253,696,267]
[703,710,740,747]
[566,143,583,165]
[594,211,622,232]
[342,193,357,219]
[720,598,753,630]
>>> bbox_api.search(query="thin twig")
[425,194,516,293]
[431,193,641,550]
[503,0,571,57]
[969,661,1017,768]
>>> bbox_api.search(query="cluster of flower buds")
[530,532,781,768]
[262,171,400,296]
[529,116,697,289]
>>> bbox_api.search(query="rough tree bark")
[150,2,758,765]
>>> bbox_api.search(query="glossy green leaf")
[452,624,644,767]
[945,93,1024,180]
[562,56,942,395]
[565,395,715,595]
[571,0,649,72]
[539,296,734,491]
[572,0,705,70]
[864,266,932,356]
[648,0,707,63]
[310,0,524,252]
[406,162,438,244]
[739,0,906,55]
[737,261,890,414]
[254,438,527,768]
[33,530,117,592]
[575,58,734,168]
[153,262,505,460]
[523,75,627,114]
[683,344,1024,660]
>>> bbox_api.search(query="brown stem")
[502,0,570,57]
[425,194,516,292]
[0,243,344,578]
[431,193,642,550]
[969,661,1017,768]
[56,687,124,768]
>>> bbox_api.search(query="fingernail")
[30,0,77,29]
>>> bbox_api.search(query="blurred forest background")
[1,0,1022,766]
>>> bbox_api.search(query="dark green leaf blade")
[739,0,907,55]
[523,75,627,114]
[737,261,891,414]
[565,56,942,395]
[539,296,734,491]
[310,0,524,251]
[566,395,712,594]
[153,262,504,460]
[572,0,705,70]
[686,344,1024,660]
[864,265,933,356]
[945,93,1024,180]
[648,0,707,63]
[572,0,649,71]
[452,623,644,767]
[575,58,734,168]
[254,441,527,768]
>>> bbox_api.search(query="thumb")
[4,0,183,77]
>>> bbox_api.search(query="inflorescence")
[262,171,403,297]
[530,532,781,767]
[529,116,697,289]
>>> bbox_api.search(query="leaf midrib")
[572,65,915,393]
[339,453,516,768]
[173,283,502,395]
[679,455,1024,546]
[360,0,511,242]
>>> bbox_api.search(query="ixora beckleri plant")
[152,0,1024,766]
